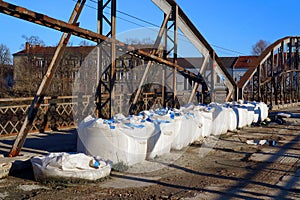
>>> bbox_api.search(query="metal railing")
[0,91,201,136]
[0,96,94,136]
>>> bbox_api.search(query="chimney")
[25,42,30,53]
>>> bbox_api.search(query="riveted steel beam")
[8,0,86,157]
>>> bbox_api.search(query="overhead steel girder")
[0,0,202,83]
[152,0,236,101]
[237,36,300,103]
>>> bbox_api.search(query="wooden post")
[8,0,86,157]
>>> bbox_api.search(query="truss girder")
[238,36,300,105]
[0,1,206,85]
[152,0,236,101]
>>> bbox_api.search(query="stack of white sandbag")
[77,101,269,166]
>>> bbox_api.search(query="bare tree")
[252,40,269,56]
[79,40,94,46]
[0,44,12,97]
[20,35,45,48]
[0,44,11,65]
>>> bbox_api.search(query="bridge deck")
[1,106,300,199]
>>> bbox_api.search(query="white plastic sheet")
[31,153,111,181]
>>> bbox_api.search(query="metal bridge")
[237,36,300,107]
[0,0,299,156]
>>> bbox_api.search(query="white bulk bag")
[171,112,198,150]
[231,106,248,129]
[209,103,228,135]
[259,102,269,121]
[77,116,154,166]
[195,105,213,137]
[147,114,175,159]
[223,106,237,132]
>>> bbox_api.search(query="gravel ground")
[1,109,300,200]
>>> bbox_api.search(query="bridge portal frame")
[0,0,236,156]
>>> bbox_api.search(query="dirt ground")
[1,107,300,200]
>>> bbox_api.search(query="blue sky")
[0,0,299,57]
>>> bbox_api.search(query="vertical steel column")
[252,75,255,101]
[162,13,168,107]
[173,5,178,104]
[96,1,102,117]
[162,66,166,106]
[211,51,216,102]
[295,38,300,102]
[163,5,178,107]
[267,61,271,104]
[289,38,294,102]
[262,62,267,103]
[9,0,86,157]
[96,0,116,119]
[280,41,285,103]
[271,50,277,105]
[110,0,116,117]
[188,56,209,103]
[130,12,171,113]
[257,64,261,102]
[276,46,280,104]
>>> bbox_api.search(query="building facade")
[0,64,13,97]
[13,43,94,96]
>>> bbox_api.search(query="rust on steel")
[158,0,236,88]
[152,0,236,101]
[0,0,202,82]
[237,36,299,89]
[237,36,300,103]
[8,0,86,157]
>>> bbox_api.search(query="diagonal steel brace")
[8,0,86,157]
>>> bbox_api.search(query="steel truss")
[96,0,116,119]
[0,0,236,156]
[238,37,300,106]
